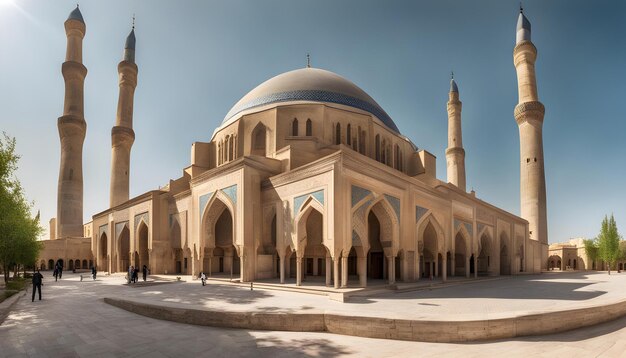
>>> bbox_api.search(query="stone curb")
[104,296,626,343]
[0,291,26,325]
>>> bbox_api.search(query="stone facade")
[40,7,549,285]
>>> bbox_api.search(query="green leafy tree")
[597,214,622,274]
[0,133,43,282]
[583,238,599,269]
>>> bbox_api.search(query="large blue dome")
[221,68,400,133]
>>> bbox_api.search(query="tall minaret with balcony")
[446,74,466,191]
[513,7,548,246]
[110,23,138,207]
[57,6,87,238]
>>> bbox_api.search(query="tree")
[0,133,43,282]
[597,214,622,275]
[583,238,599,269]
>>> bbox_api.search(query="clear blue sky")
[1,0,625,243]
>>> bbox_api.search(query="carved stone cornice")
[445,147,465,157]
[514,101,545,124]
[513,41,537,66]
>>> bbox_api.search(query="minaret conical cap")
[123,28,136,63]
[125,29,136,50]
[516,11,531,43]
[67,6,84,23]
[450,78,458,93]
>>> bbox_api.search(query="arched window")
[381,139,386,163]
[394,144,400,169]
[359,128,365,154]
[306,119,312,136]
[292,118,299,136]
[218,142,222,165]
[375,134,380,161]
[251,122,267,156]
[335,123,341,145]
[347,124,352,146]
[227,135,233,161]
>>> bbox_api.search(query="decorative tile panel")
[477,223,485,236]
[115,221,129,238]
[351,185,372,207]
[352,230,362,247]
[454,218,473,236]
[384,194,401,223]
[98,224,108,238]
[199,192,214,218]
[416,205,429,222]
[293,189,324,215]
[221,185,237,204]
[134,212,149,229]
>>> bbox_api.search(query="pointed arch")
[292,118,299,136]
[251,122,267,156]
[347,124,352,146]
[500,231,511,275]
[200,191,236,250]
[294,199,326,251]
[117,224,131,272]
[135,220,150,270]
[306,118,312,136]
[335,123,341,145]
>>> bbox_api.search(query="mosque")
[38,6,548,287]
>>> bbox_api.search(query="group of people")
[128,265,148,283]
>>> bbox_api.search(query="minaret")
[445,73,466,191]
[110,21,138,207]
[513,7,548,245]
[57,6,87,238]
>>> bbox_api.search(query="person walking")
[31,270,43,302]
[58,263,63,279]
[92,265,97,280]
[53,266,58,282]
[142,265,147,282]
[200,272,206,286]
[133,267,139,283]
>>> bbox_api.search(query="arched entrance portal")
[422,222,438,279]
[500,233,511,275]
[478,233,491,276]
[367,211,385,281]
[454,232,467,277]
[202,197,239,279]
[302,209,328,282]
[137,223,149,271]
[99,233,107,272]
[118,226,130,273]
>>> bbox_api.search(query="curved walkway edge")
[0,291,26,325]
[104,296,626,343]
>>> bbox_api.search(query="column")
[325,254,331,286]
[466,256,470,278]
[474,257,478,278]
[341,256,348,288]
[279,255,285,284]
[451,257,455,277]
[358,255,367,287]
[333,257,340,289]
[296,256,302,286]
[442,256,447,282]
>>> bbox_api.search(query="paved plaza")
[2,272,626,357]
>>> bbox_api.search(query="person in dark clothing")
[57,263,63,279]
[142,265,147,282]
[91,266,97,280]
[53,267,58,282]
[32,270,43,302]
[133,267,139,283]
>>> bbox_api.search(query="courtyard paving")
[1,271,626,357]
